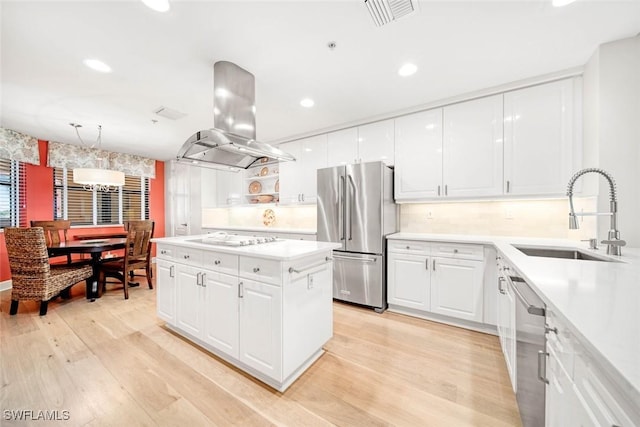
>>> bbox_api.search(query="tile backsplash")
[202,205,317,230]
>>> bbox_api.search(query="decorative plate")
[260,166,269,176]
[274,179,279,193]
[249,181,262,194]
[263,208,276,227]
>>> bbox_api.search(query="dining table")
[48,238,126,301]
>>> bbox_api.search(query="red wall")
[0,141,165,282]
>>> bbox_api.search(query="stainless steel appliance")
[317,161,396,312]
[506,272,547,427]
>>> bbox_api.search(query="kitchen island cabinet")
[152,235,340,392]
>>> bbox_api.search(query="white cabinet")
[279,134,327,204]
[201,167,243,208]
[203,271,239,358]
[387,252,430,311]
[387,239,485,324]
[175,264,203,338]
[166,160,201,236]
[430,257,484,322]
[326,120,394,167]
[156,258,176,323]
[394,109,443,200]
[357,119,394,165]
[443,94,504,198]
[239,279,282,379]
[496,270,516,392]
[327,128,358,167]
[504,78,579,196]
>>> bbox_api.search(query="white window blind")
[53,167,149,225]
[0,159,27,229]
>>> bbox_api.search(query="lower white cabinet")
[496,271,516,391]
[431,257,484,322]
[156,241,334,392]
[387,240,485,324]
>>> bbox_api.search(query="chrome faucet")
[566,168,626,256]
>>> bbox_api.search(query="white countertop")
[201,225,317,235]
[388,232,640,403]
[153,234,338,261]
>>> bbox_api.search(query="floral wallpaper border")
[0,128,41,165]
[48,141,156,178]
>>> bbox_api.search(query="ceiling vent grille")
[153,106,187,120]
[365,0,416,27]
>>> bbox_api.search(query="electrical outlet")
[426,210,433,219]
[505,209,514,220]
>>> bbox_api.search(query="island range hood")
[177,61,295,169]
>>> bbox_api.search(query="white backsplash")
[399,198,598,239]
[202,205,317,230]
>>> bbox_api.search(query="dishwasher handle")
[507,275,545,316]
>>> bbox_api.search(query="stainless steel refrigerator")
[317,161,397,312]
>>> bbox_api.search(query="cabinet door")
[156,259,176,324]
[202,271,239,359]
[327,128,358,167]
[504,79,578,196]
[431,257,484,322]
[505,282,517,392]
[278,141,301,204]
[358,119,394,165]
[239,279,282,380]
[175,265,203,338]
[279,135,327,204]
[443,95,503,197]
[168,161,191,236]
[387,252,430,311]
[394,109,443,200]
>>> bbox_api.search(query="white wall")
[584,35,640,246]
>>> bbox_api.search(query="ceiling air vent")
[153,106,187,120]
[364,0,416,27]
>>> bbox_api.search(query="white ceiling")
[2,0,640,161]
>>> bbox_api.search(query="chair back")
[124,220,154,263]
[30,220,71,247]
[4,227,51,278]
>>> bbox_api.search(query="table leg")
[86,253,103,301]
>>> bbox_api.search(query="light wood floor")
[0,272,521,426]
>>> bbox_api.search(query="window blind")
[0,159,27,228]
[53,167,149,226]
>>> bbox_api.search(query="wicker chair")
[30,220,73,264]
[5,227,93,315]
[99,220,154,299]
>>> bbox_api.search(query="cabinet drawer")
[432,242,483,260]
[388,240,430,255]
[157,245,177,260]
[546,308,575,378]
[175,247,203,266]
[239,256,281,285]
[202,251,239,276]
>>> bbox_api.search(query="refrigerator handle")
[339,175,345,241]
[347,174,356,241]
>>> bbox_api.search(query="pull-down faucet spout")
[566,168,626,256]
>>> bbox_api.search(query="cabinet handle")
[498,277,506,294]
[161,249,167,254]
[183,254,190,259]
[445,185,448,196]
[432,259,436,271]
[308,275,314,290]
[253,267,260,273]
[453,249,459,254]
[201,273,206,287]
[406,245,410,249]
[169,265,175,278]
[545,325,558,335]
[238,282,244,298]
[506,180,511,193]
[302,193,305,202]
[214,259,221,265]
[538,351,549,384]
[425,258,429,270]
[196,272,201,286]
[437,185,441,196]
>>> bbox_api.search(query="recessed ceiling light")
[300,98,315,108]
[552,0,576,6]
[83,59,112,73]
[141,0,170,12]
[398,63,417,77]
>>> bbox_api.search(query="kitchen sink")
[513,246,618,262]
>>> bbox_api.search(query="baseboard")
[0,280,12,292]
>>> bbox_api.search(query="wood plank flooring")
[0,273,521,426]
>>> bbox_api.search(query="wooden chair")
[30,220,72,264]
[4,227,93,315]
[99,220,154,299]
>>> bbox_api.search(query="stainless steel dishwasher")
[506,274,547,427]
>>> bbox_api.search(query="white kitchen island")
[152,234,341,392]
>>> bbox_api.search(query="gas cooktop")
[195,233,280,247]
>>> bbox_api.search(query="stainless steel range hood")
[177,61,295,169]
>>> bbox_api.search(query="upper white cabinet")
[327,128,358,167]
[201,168,243,208]
[394,109,443,200]
[443,94,504,198]
[358,119,395,165]
[326,120,394,167]
[279,134,327,204]
[503,78,580,196]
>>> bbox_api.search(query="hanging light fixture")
[71,124,125,192]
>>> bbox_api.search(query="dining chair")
[4,227,93,315]
[30,220,73,264]
[99,220,154,299]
